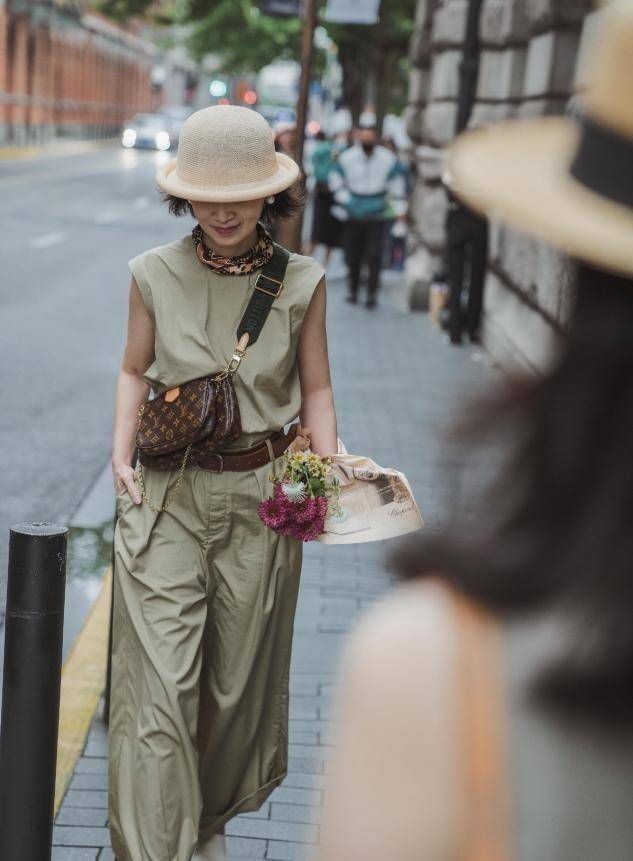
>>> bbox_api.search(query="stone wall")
[405,0,600,372]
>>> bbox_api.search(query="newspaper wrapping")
[317,439,424,545]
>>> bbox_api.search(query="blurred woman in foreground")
[317,3,633,859]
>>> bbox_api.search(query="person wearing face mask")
[328,126,406,308]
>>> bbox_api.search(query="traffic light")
[209,79,228,98]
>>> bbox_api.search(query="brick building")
[404,0,602,371]
[0,0,156,146]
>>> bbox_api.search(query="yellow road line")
[0,140,115,162]
[54,566,112,814]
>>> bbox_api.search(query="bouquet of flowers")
[258,447,341,542]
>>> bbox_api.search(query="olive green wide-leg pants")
[108,457,302,861]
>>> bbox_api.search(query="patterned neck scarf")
[191,221,274,275]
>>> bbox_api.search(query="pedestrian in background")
[271,120,302,250]
[317,3,633,858]
[446,192,489,345]
[329,125,407,308]
[304,130,343,265]
[109,105,337,861]
[380,134,411,271]
[273,119,296,159]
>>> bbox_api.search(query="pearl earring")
[266,195,275,204]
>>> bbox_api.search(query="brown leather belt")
[193,423,298,472]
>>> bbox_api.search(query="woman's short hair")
[161,183,305,225]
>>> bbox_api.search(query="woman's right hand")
[113,462,141,505]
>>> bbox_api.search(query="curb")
[55,566,112,814]
[0,139,118,163]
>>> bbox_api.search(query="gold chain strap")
[136,443,193,513]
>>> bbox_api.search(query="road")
[0,146,183,614]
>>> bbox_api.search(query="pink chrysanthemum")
[258,482,329,542]
[257,490,291,531]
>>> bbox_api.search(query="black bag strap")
[236,241,290,347]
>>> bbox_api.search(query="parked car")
[121,113,174,151]
[256,104,296,127]
[157,105,195,147]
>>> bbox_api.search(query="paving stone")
[266,841,318,861]
[289,681,319,697]
[288,743,325,759]
[98,851,115,861]
[269,786,322,807]
[270,802,322,824]
[53,825,111,846]
[75,757,108,774]
[56,805,109,827]
[63,789,108,809]
[288,701,319,720]
[83,738,108,757]
[226,816,317,844]
[289,729,319,745]
[282,772,329,791]
[71,772,109,791]
[288,755,326,775]
[225,836,267,857]
[52,849,99,861]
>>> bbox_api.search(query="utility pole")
[286,0,318,252]
[294,0,317,172]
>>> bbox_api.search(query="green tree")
[184,1,302,71]
[97,0,171,24]
[97,0,416,129]
[321,0,416,128]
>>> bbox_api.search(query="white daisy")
[282,481,308,502]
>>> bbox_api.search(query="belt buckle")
[200,453,223,473]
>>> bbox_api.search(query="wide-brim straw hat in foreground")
[444,0,633,278]
[156,104,301,202]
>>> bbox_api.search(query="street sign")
[324,0,381,24]
[262,0,301,15]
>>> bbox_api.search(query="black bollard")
[0,523,68,861]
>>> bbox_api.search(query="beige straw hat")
[156,104,301,202]
[444,0,633,278]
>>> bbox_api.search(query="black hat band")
[570,115,633,209]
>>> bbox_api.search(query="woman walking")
[304,131,342,265]
[109,105,337,861]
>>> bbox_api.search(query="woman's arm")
[317,580,461,861]
[111,277,155,502]
[297,276,338,455]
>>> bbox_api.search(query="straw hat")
[444,0,633,278]
[156,105,300,202]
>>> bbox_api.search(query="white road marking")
[30,231,67,248]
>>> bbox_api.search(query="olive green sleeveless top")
[128,234,326,449]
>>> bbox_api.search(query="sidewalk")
[52,257,495,861]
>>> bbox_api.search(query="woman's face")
[189,197,265,251]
